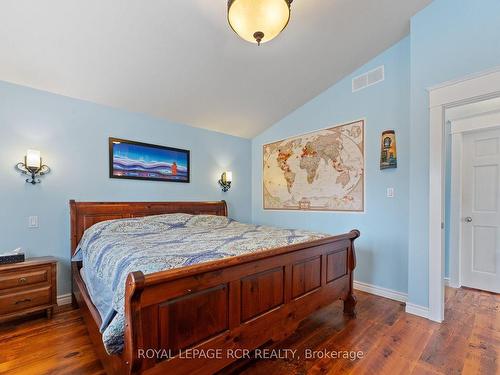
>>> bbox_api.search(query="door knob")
[465,217,472,223]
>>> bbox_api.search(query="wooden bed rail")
[122,230,359,374]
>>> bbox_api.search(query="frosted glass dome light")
[227,0,292,45]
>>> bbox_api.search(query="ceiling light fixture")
[227,0,293,46]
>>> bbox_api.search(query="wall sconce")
[15,149,51,184]
[218,171,232,192]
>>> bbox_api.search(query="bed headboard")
[69,200,228,256]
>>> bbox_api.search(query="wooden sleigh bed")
[70,200,359,375]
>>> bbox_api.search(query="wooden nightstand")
[0,257,57,322]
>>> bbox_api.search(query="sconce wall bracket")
[218,171,232,192]
[218,179,231,192]
[15,163,51,185]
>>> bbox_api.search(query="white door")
[461,128,500,293]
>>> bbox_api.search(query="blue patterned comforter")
[73,213,327,354]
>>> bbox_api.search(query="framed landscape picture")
[109,138,190,183]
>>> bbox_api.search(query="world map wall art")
[263,119,365,212]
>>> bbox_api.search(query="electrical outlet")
[28,216,39,228]
[386,187,394,198]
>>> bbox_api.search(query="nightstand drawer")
[0,257,57,321]
[0,267,49,290]
[0,286,51,315]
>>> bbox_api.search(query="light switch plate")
[28,216,39,228]
[386,187,394,198]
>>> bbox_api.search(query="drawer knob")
[14,298,32,305]
[18,277,27,284]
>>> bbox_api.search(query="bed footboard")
[121,230,359,375]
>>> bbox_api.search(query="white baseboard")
[445,277,461,288]
[405,302,430,319]
[353,280,408,303]
[57,293,72,306]
[352,280,433,321]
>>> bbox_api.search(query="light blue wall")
[408,0,500,307]
[251,38,411,294]
[3,0,498,308]
[0,81,252,296]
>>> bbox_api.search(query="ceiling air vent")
[352,65,384,92]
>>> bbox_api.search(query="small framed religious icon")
[380,130,397,170]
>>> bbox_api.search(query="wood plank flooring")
[0,287,497,375]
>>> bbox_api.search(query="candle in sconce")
[26,149,41,169]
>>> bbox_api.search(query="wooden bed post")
[124,271,146,374]
[343,229,359,316]
[70,199,79,308]
[221,200,228,217]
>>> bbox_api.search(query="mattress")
[72,213,327,354]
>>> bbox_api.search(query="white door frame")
[449,111,500,289]
[428,66,500,323]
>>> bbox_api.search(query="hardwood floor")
[0,288,497,375]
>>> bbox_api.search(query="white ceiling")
[0,0,431,138]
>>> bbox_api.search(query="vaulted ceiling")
[0,0,431,138]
